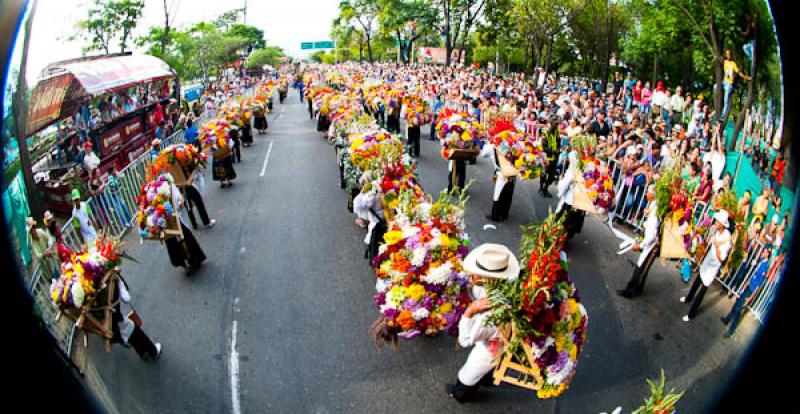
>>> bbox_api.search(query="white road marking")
[259,141,274,177]
[230,318,241,414]
[483,224,497,231]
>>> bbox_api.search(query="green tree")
[428,0,488,65]
[246,46,286,68]
[79,0,144,54]
[228,24,266,53]
[377,0,437,63]
[336,0,381,62]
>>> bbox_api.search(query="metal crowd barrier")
[716,240,783,323]
[25,115,205,364]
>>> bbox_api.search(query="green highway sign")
[301,42,313,50]
[314,41,335,49]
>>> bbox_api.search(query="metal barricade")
[27,122,194,362]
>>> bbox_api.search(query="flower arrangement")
[486,212,587,399]
[580,154,615,213]
[349,130,396,171]
[50,234,123,309]
[373,187,473,340]
[402,95,432,126]
[489,121,547,179]
[136,173,177,239]
[151,144,207,177]
[200,120,232,151]
[435,108,485,160]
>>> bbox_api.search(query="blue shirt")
[185,125,199,145]
[747,259,769,292]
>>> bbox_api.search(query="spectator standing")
[721,49,752,122]
[681,210,732,322]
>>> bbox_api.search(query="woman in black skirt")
[164,181,207,274]
[241,115,254,147]
[229,127,242,163]
[253,105,268,134]
[212,136,237,187]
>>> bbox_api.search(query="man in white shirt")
[618,185,660,298]
[82,142,100,173]
[681,210,732,321]
[445,244,520,402]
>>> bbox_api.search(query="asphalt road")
[86,95,757,414]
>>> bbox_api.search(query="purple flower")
[398,329,421,340]
[374,292,386,307]
[457,245,470,257]
[551,351,570,372]
[382,308,399,320]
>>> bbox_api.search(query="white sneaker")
[155,343,162,359]
[206,219,217,228]
[682,315,690,322]
[679,296,686,303]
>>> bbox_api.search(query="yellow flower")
[439,302,454,314]
[440,234,450,246]
[406,284,427,301]
[384,230,404,246]
[460,132,471,141]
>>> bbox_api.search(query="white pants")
[457,341,495,386]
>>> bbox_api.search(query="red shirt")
[633,85,643,102]
[772,159,786,184]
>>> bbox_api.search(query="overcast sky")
[26,0,339,81]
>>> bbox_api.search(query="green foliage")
[655,165,681,219]
[247,47,286,68]
[80,0,144,54]
[631,369,684,414]
[228,24,266,52]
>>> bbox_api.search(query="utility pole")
[243,0,247,25]
[12,0,44,221]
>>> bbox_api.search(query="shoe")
[720,317,729,325]
[154,343,162,360]
[206,219,217,228]
[484,214,500,222]
[617,289,634,299]
[679,296,686,303]
[723,332,732,339]
[444,384,464,403]
[682,315,690,322]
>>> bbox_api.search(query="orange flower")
[396,310,416,330]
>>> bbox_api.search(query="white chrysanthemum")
[375,278,390,293]
[402,225,420,239]
[546,359,575,385]
[429,229,442,246]
[411,248,427,267]
[412,308,430,321]
[423,262,453,285]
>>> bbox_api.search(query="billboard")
[417,47,465,65]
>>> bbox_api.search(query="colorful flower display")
[373,188,473,339]
[579,154,615,213]
[151,143,207,177]
[486,212,587,399]
[402,95,431,126]
[50,234,123,309]
[435,109,485,160]
[199,119,232,151]
[489,121,547,180]
[136,173,177,239]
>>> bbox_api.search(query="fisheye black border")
[0,0,794,411]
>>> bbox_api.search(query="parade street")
[84,97,755,414]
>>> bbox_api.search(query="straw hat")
[462,243,520,281]
[714,210,730,228]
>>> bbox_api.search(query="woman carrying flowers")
[555,150,586,239]
[445,243,521,402]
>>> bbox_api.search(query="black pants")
[408,126,421,157]
[430,116,437,140]
[540,163,557,193]
[387,114,400,133]
[685,273,709,319]
[621,245,659,296]
[183,185,210,228]
[232,140,242,163]
[449,372,494,402]
[128,326,158,360]
[308,99,313,119]
[448,160,466,192]
[490,177,515,220]
[557,204,585,239]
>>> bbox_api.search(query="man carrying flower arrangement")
[618,184,660,299]
[445,243,521,402]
